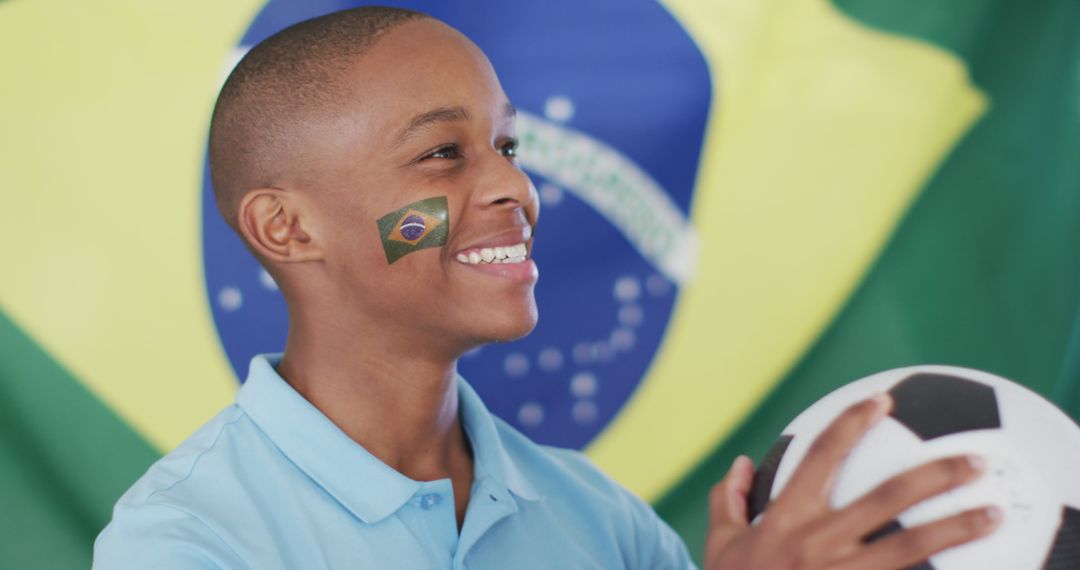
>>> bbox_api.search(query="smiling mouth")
[455,243,529,265]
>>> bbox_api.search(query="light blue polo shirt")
[93,354,695,569]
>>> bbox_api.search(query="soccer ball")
[747,366,1080,569]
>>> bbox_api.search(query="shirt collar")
[237,354,419,524]
[456,376,541,502]
[237,354,539,525]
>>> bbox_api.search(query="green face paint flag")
[376,196,450,264]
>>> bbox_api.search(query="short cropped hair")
[208,6,427,231]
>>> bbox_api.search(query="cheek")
[312,202,388,292]
[447,278,538,328]
[526,186,541,225]
[323,210,380,266]
[337,254,450,331]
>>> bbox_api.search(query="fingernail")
[731,455,750,472]
[870,392,892,413]
[966,454,986,472]
[983,505,1003,524]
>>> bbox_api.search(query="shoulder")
[537,441,667,533]
[111,406,248,507]
[94,406,255,569]
[491,416,696,569]
[492,414,639,507]
[93,501,246,569]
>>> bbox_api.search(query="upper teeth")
[457,243,528,265]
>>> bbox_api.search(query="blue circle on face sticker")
[201,1,711,449]
[399,215,426,241]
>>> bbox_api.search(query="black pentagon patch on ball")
[747,435,793,521]
[863,518,904,544]
[887,373,1001,441]
[1043,505,1080,569]
[863,519,935,570]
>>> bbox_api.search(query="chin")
[492,306,539,342]
[496,319,538,343]
[466,302,539,347]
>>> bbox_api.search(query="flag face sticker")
[376,196,449,264]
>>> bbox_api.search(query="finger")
[709,455,755,528]
[833,505,1002,570]
[819,454,985,545]
[707,456,756,555]
[776,394,892,511]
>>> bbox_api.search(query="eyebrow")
[392,102,517,148]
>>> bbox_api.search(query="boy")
[94,7,998,569]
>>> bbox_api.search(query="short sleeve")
[93,502,247,570]
[623,488,698,570]
[542,446,698,569]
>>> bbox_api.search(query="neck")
[275,305,472,483]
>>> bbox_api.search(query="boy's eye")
[426,144,459,160]
[500,138,519,158]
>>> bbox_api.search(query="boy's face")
[292,19,539,353]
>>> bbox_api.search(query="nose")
[473,152,539,226]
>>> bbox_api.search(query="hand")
[704,394,1002,569]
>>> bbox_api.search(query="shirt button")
[420,493,442,510]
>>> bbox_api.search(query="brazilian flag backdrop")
[2,0,1079,567]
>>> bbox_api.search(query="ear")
[237,188,323,264]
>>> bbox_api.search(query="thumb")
[705,456,755,569]
[709,455,754,531]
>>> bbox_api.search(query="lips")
[452,225,533,265]
[451,226,537,281]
